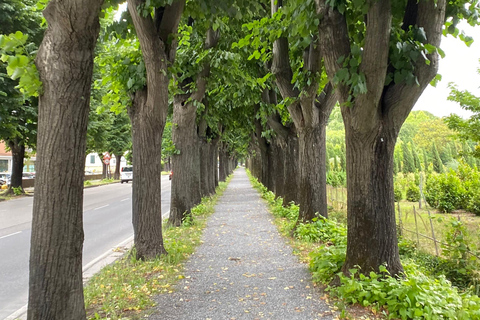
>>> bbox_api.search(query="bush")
[425,171,466,213]
[406,184,420,202]
[331,264,480,320]
[295,216,347,244]
[326,170,346,187]
[394,187,403,202]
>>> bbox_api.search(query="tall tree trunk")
[169,103,200,226]
[342,122,402,274]
[297,125,328,221]
[127,0,185,259]
[219,142,228,182]
[199,138,210,197]
[128,89,167,258]
[214,144,219,188]
[8,140,25,191]
[209,138,219,192]
[283,134,298,206]
[28,0,102,318]
[272,139,285,199]
[114,153,122,180]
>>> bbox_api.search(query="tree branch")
[158,0,186,63]
[357,0,391,111]
[385,0,446,130]
[316,1,351,103]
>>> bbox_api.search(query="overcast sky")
[413,23,480,119]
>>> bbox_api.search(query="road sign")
[103,158,110,165]
[103,152,111,160]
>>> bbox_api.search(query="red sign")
[103,152,111,165]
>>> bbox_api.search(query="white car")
[120,166,133,184]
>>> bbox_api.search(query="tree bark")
[297,125,328,221]
[114,153,122,180]
[28,0,102,318]
[317,0,446,276]
[271,139,285,198]
[169,101,201,226]
[219,142,228,182]
[8,140,25,191]
[283,134,298,206]
[128,89,167,258]
[127,0,185,259]
[342,122,403,274]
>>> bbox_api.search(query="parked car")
[169,171,173,180]
[22,172,35,179]
[120,166,133,184]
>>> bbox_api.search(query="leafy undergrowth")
[84,177,231,320]
[247,170,480,320]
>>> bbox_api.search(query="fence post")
[397,201,402,236]
[427,209,439,256]
[419,173,423,209]
[335,187,339,210]
[413,206,420,248]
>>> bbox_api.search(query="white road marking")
[120,198,130,202]
[0,231,22,240]
[94,204,110,211]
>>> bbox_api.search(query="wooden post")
[397,201,402,236]
[335,187,339,210]
[413,206,420,248]
[419,173,423,209]
[427,209,439,256]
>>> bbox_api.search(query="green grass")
[84,177,232,320]
[326,185,480,258]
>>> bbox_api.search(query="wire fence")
[326,185,479,261]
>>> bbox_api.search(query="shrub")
[326,170,346,187]
[394,187,403,202]
[406,183,420,202]
[331,265,480,320]
[295,216,347,244]
[425,171,466,213]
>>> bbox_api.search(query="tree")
[402,141,415,173]
[127,0,185,259]
[27,0,104,318]
[432,142,444,173]
[317,0,470,276]
[169,23,220,226]
[446,81,480,161]
[411,143,422,172]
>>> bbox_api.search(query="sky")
[413,23,480,119]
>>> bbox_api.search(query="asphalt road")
[0,176,171,319]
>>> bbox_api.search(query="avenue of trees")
[1,0,480,318]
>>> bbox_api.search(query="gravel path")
[149,168,337,320]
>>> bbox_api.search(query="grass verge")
[84,176,232,320]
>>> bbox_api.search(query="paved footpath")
[150,167,337,320]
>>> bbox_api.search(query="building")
[0,141,12,172]
[84,153,128,173]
